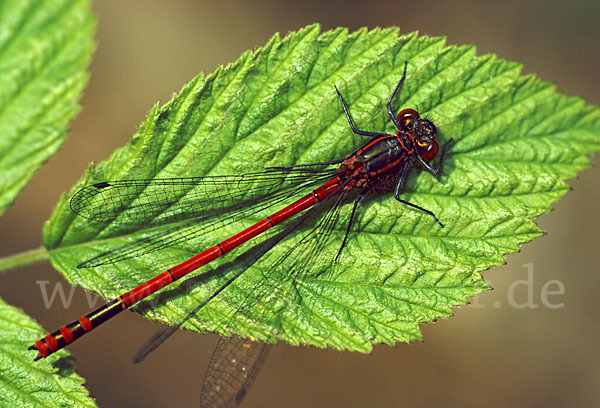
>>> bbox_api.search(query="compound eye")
[397,108,420,131]
[420,139,439,161]
[397,108,420,120]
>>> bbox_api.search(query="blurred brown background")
[1,1,599,407]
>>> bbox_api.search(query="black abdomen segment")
[28,299,127,360]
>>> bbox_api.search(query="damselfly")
[30,62,452,360]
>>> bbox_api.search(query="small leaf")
[0,0,95,215]
[0,298,97,407]
[44,25,600,352]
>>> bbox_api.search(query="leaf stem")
[0,247,49,273]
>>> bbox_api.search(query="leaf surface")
[0,298,96,407]
[43,25,600,352]
[0,0,94,215]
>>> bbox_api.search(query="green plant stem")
[0,247,49,273]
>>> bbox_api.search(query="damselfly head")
[397,108,420,131]
[416,136,439,161]
[397,108,439,161]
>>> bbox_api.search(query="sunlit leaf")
[44,24,600,352]
[0,0,94,215]
[0,298,96,407]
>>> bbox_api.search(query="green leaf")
[43,24,600,352]
[0,298,97,407]
[0,0,95,215]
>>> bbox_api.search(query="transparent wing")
[75,168,336,267]
[131,175,365,362]
[226,186,354,339]
[200,336,272,408]
[71,168,336,226]
[131,205,316,363]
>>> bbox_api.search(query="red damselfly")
[30,62,452,360]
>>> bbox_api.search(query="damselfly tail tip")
[28,345,42,361]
